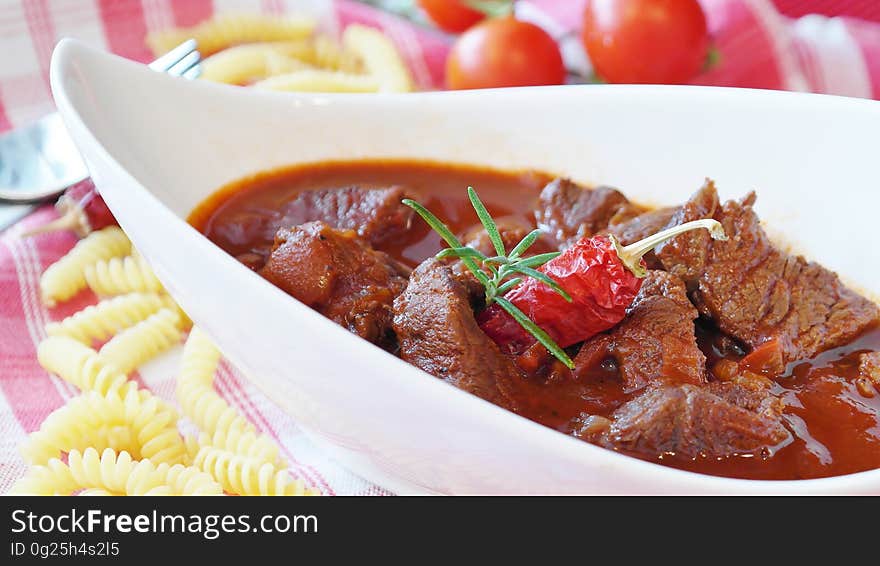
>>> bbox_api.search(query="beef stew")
[190,160,880,481]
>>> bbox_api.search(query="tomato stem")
[462,0,514,19]
[613,219,728,278]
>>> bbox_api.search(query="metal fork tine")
[182,65,202,80]
[148,39,197,72]
[166,50,201,77]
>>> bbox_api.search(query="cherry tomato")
[417,0,486,33]
[582,0,709,84]
[446,18,565,90]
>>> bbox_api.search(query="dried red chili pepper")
[478,219,727,354]
[23,180,117,238]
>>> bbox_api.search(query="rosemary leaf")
[402,199,462,248]
[509,266,573,302]
[467,187,505,257]
[435,247,488,261]
[497,277,523,295]
[509,229,542,260]
[495,297,574,369]
[515,252,561,268]
[404,198,485,285]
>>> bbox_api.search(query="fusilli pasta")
[38,336,136,395]
[147,13,316,57]
[177,364,254,435]
[21,390,185,466]
[155,462,223,495]
[199,40,312,84]
[20,215,317,495]
[313,34,360,72]
[179,327,222,387]
[207,427,281,467]
[341,24,413,92]
[8,457,78,495]
[99,309,183,374]
[175,329,284,468]
[177,328,255,438]
[45,292,174,344]
[252,69,380,92]
[13,448,222,495]
[68,448,172,495]
[194,446,310,496]
[84,254,164,297]
[78,488,115,496]
[40,226,131,306]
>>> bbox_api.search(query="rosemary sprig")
[402,187,575,369]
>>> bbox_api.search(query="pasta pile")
[12,226,314,496]
[146,13,415,93]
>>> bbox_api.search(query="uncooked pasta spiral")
[155,462,223,495]
[177,379,255,437]
[194,446,310,496]
[78,488,115,496]
[177,328,255,437]
[183,433,202,464]
[99,308,183,374]
[84,254,164,297]
[147,13,316,57]
[40,226,131,306]
[342,24,413,92]
[179,327,222,387]
[312,34,361,72]
[37,337,136,395]
[207,427,281,467]
[68,448,172,495]
[176,329,285,467]
[45,292,174,344]
[21,390,185,466]
[8,458,78,495]
[21,394,129,465]
[120,390,187,465]
[11,449,219,495]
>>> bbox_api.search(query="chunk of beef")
[657,180,880,364]
[276,185,414,247]
[260,221,408,345]
[856,351,880,397]
[656,182,719,284]
[860,352,880,382]
[574,271,706,393]
[594,381,791,459]
[536,178,638,247]
[392,259,519,410]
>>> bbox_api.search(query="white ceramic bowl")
[50,39,880,494]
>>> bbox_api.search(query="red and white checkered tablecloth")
[1,0,879,495]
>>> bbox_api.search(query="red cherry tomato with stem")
[582,0,710,84]
[446,17,566,90]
